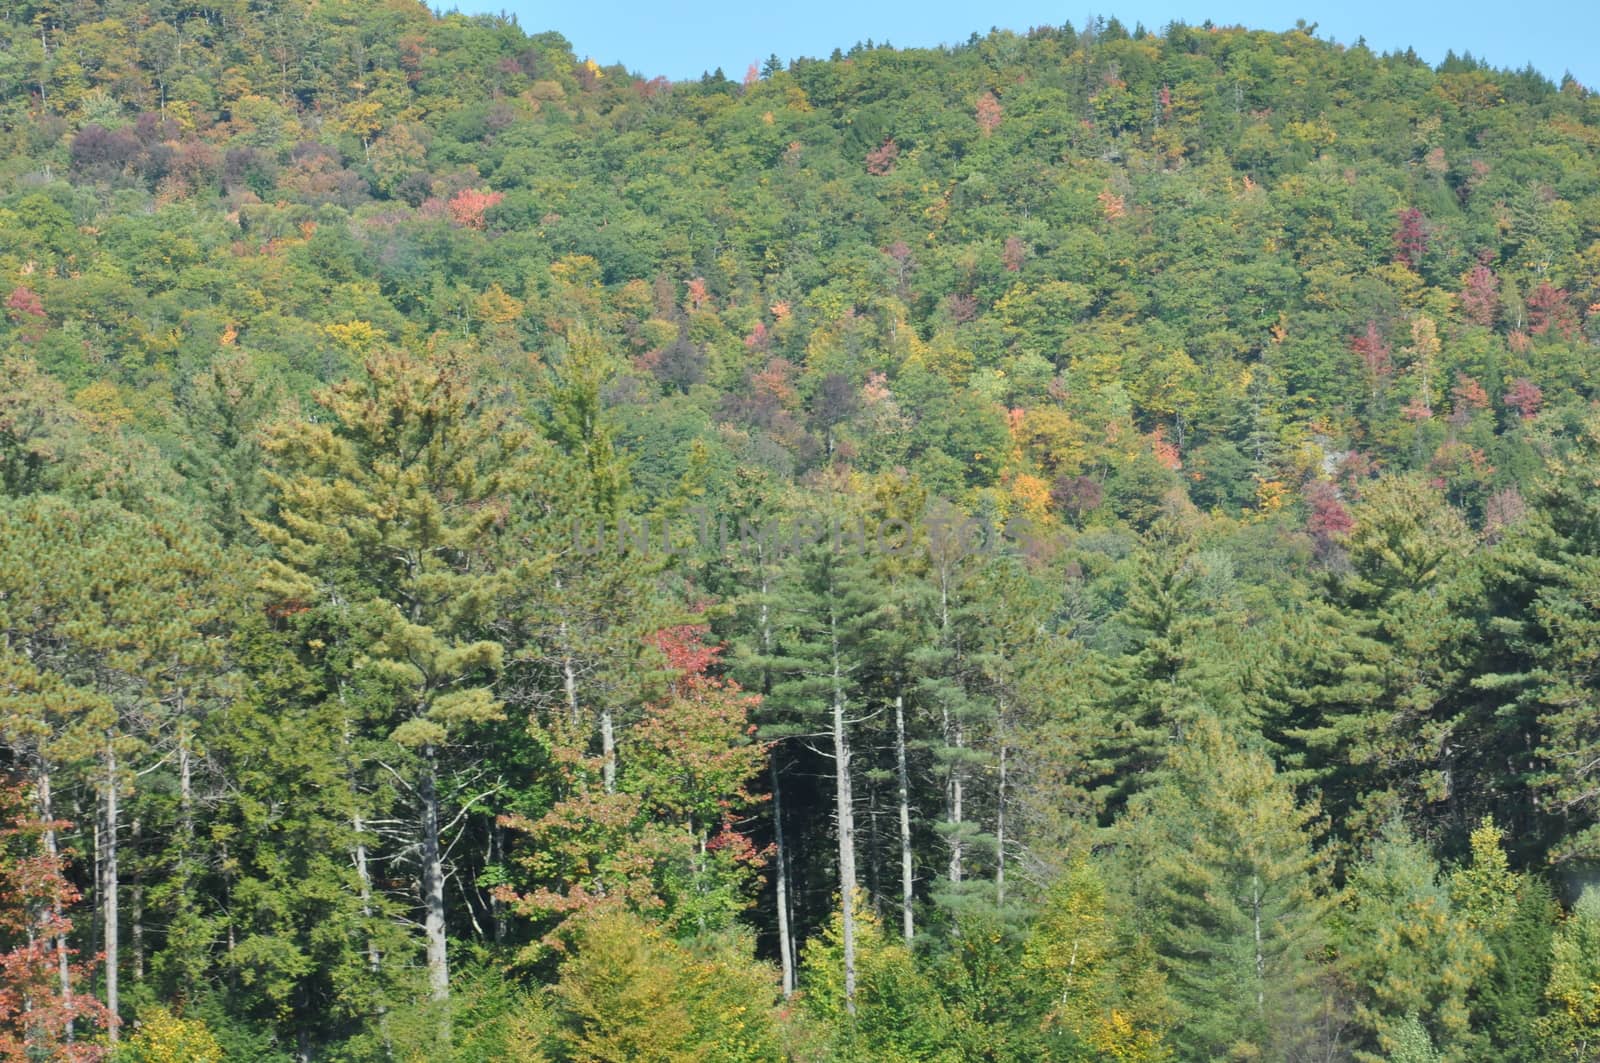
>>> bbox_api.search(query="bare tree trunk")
[556,576,580,729]
[38,764,73,1037]
[102,736,119,1042]
[131,817,143,983]
[949,720,964,885]
[1253,874,1265,1014]
[600,707,617,794]
[420,746,449,1005]
[995,738,1007,907]
[561,633,579,728]
[338,691,381,979]
[179,735,194,852]
[894,693,915,945]
[937,568,964,887]
[770,755,795,997]
[831,631,858,1015]
[353,810,379,972]
[491,818,507,945]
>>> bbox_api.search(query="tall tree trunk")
[339,692,381,977]
[102,735,119,1042]
[937,569,964,887]
[353,806,379,973]
[490,818,507,946]
[894,693,915,945]
[600,707,617,794]
[995,737,1007,907]
[179,734,194,857]
[419,746,449,1004]
[131,817,144,984]
[831,627,858,1014]
[1253,873,1265,1014]
[556,576,580,729]
[948,719,964,885]
[38,763,73,1037]
[561,633,579,729]
[770,754,795,997]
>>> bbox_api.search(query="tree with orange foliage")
[975,91,1002,135]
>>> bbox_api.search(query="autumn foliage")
[0,776,110,1061]
[497,627,768,943]
[866,138,899,175]
[975,91,1003,135]
[447,187,504,229]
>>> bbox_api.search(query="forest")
[3,1,1600,1059]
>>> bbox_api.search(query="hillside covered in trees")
[5,2,1600,1059]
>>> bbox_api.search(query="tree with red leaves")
[1449,374,1490,426]
[884,241,914,289]
[4,287,43,321]
[1526,282,1577,338]
[685,276,710,312]
[1460,264,1499,327]
[1503,377,1543,420]
[1002,235,1027,273]
[0,775,111,1060]
[1305,479,1353,545]
[1393,208,1427,269]
[497,627,768,941]
[1050,474,1103,526]
[1350,322,1391,405]
[4,287,45,344]
[1148,425,1181,471]
[865,138,899,176]
[944,292,978,323]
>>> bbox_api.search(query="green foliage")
[801,903,964,1062]
[1120,717,1330,1061]
[1338,821,1492,1062]
[3,4,1600,1059]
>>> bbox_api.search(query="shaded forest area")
[4,2,1600,1059]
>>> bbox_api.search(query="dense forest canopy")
[4,2,1600,1060]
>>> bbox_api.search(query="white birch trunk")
[102,736,119,1041]
[770,756,795,997]
[831,628,858,1014]
[894,693,915,945]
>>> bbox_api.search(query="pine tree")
[1091,522,1227,821]
[1120,716,1330,1060]
[760,493,888,1013]
[910,502,995,907]
[256,348,531,1015]
[1460,413,1600,864]
[1294,476,1477,842]
[175,351,280,547]
[0,496,230,1039]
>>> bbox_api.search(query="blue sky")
[476,2,1596,90]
